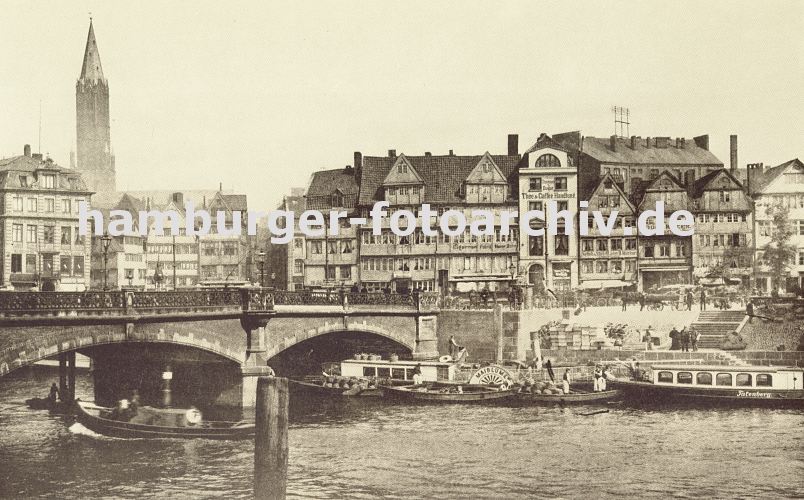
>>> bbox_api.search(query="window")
[294,238,303,249]
[28,198,38,212]
[61,227,71,245]
[582,239,594,252]
[43,226,54,244]
[529,178,542,191]
[342,240,353,253]
[555,235,569,255]
[644,245,654,258]
[45,198,55,212]
[756,374,772,387]
[611,239,622,251]
[41,174,55,188]
[41,254,53,276]
[26,225,37,243]
[696,373,713,385]
[223,242,238,256]
[736,373,752,387]
[659,244,670,257]
[325,266,336,280]
[719,191,731,202]
[60,256,72,276]
[597,239,608,252]
[529,236,544,256]
[596,261,608,273]
[716,373,733,386]
[528,265,543,285]
[581,261,594,273]
[340,265,351,280]
[535,154,561,168]
[554,177,567,191]
[62,199,72,213]
[658,371,673,383]
[26,254,36,273]
[327,241,338,254]
[13,224,23,243]
[13,196,23,211]
[610,196,620,208]
[625,238,636,250]
[529,201,543,212]
[10,254,22,273]
[310,241,322,254]
[677,372,693,384]
[557,200,569,212]
[599,196,609,208]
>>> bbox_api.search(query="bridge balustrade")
[0,291,127,316]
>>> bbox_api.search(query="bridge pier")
[57,352,77,402]
[240,313,275,408]
[412,316,439,360]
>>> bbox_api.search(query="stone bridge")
[0,289,440,406]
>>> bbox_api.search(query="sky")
[1,0,802,210]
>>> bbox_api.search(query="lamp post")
[257,251,266,287]
[101,234,113,291]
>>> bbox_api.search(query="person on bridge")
[685,290,694,311]
[700,289,707,311]
[746,300,754,323]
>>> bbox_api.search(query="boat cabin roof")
[342,359,452,367]
[650,365,800,373]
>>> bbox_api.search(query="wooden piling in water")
[254,376,288,500]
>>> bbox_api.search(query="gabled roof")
[0,154,89,191]
[638,171,689,211]
[579,136,722,166]
[306,167,359,210]
[207,191,248,213]
[79,20,105,83]
[751,158,804,194]
[524,133,569,154]
[585,172,636,213]
[465,152,507,184]
[690,168,745,198]
[357,153,521,205]
[382,154,424,186]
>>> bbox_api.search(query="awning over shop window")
[578,279,634,290]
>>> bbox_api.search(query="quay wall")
[437,309,499,361]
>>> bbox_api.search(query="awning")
[578,279,634,290]
[640,266,690,272]
[450,275,514,282]
[699,277,725,286]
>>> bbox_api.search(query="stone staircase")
[691,310,747,349]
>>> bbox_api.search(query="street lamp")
[100,234,113,291]
[257,251,266,287]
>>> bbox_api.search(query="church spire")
[79,19,105,83]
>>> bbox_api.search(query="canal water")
[1,368,802,499]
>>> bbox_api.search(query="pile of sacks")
[516,379,564,395]
[320,376,377,390]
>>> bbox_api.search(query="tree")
[763,205,796,293]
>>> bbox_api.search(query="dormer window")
[40,173,55,189]
[331,192,343,207]
[535,154,561,168]
[19,175,28,187]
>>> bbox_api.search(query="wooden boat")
[74,401,255,439]
[614,365,804,407]
[288,378,383,397]
[516,385,620,404]
[383,382,515,403]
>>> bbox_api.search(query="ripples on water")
[1,369,802,499]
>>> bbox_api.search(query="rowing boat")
[383,382,514,403]
[74,401,254,440]
[516,386,620,404]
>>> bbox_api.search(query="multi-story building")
[89,231,148,290]
[263,189,305,290]
[751,158,804,292]
[578,172,638,288]
[0,145,92,290]
[690,169,753,286]
[198,191,250,286]
[518,134,577,293]
[304,168,359,289]
[355,137,521,294]
[636,172,693,289]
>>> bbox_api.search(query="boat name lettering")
[736,390,772,398]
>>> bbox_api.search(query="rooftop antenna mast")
[611,106,630,138]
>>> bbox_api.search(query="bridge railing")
[0,288,440,318]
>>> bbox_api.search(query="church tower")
[76,19,116,194]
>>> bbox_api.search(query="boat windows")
[377,367,391,378]
[657,371,673,383]
[736,373,752,387]
[392,368,407,380]
[716,373,733,386]
[696,372,713,385]
[756,374,772,387]
[363,367,376,377]
[677,372,693,384]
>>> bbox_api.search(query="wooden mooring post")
[254,376,288,500]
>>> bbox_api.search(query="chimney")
[172,192,184,206]
[680,138,686,149]
[508,134,519,156]
[353,151,362,170]
[388,149,396,158]
[23,144,31,157]
[630,136,638,149]
[747,162,765,194]
[675,138,681,148]
[610,135,617,152]
[344,164,353,172]
[645,137,651,148]
[449,149,454,156]
[219,182,223,192]
[424,152,432,157]
[730,135,738,171]
[693,134,709,151]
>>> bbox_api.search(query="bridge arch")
[264,321,416,360]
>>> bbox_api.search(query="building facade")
[751,158,804,292]
[518,134,578,293]
[0,146,92,290]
